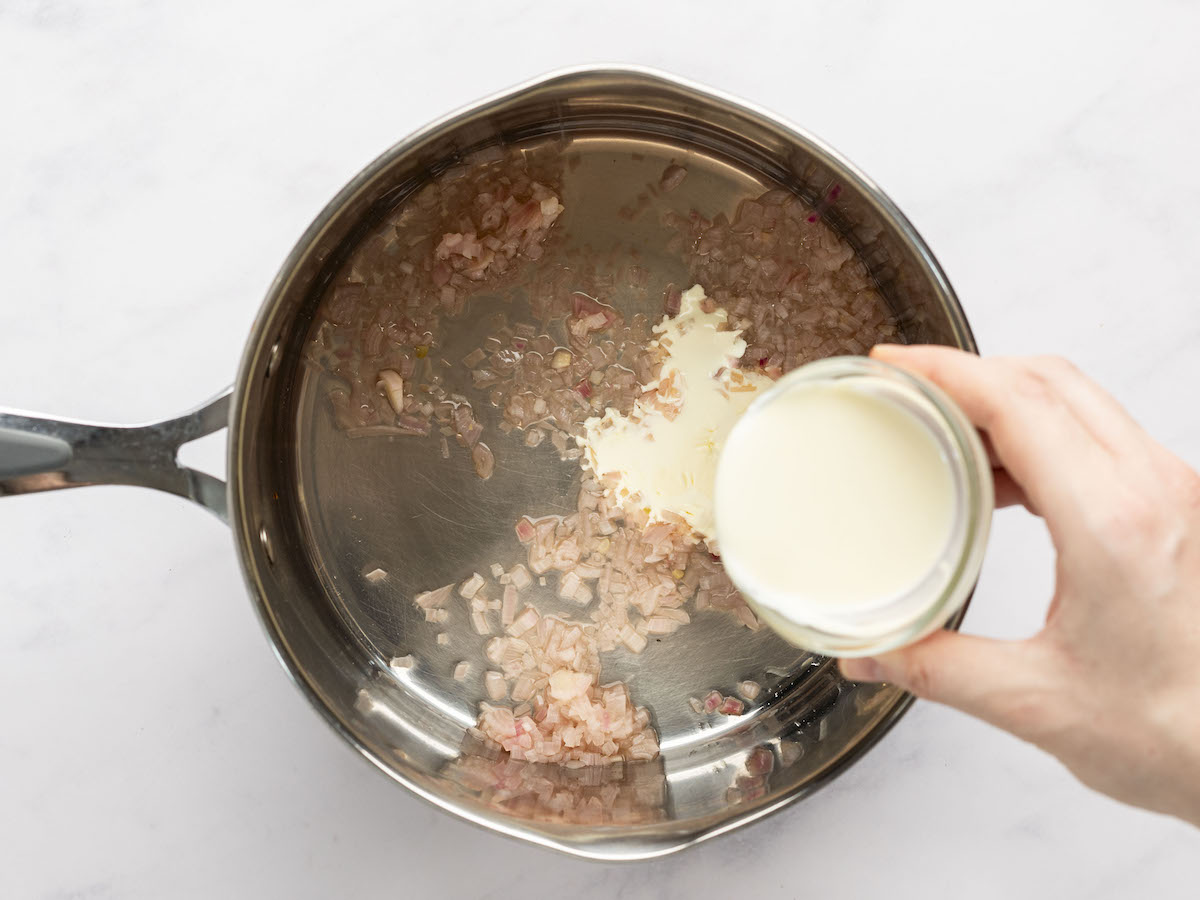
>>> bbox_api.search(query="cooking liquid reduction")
[714,381,957,628]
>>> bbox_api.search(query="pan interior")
[286,131,905,828]
[296,133,824,748]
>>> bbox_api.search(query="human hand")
[839,345,1200,826]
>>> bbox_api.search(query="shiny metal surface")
[0,389,231,520]
[229,67,975,859]
[0,67,975,860]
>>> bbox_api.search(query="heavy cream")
[714,378,957,624]
[580,285,771,539]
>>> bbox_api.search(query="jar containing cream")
[714,355,993,658]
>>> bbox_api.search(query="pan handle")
[0,387,233,522]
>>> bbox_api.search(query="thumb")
[838,631,1059,741]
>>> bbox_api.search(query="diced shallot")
[506,607,539,636]
[746,746,774,776]
[620,625,648,654]
[471,611,492,635]
[558,571,582,600]
[779,741,803,767]
[509,564,532,590]
[719,696,745,716]
[414,583,453,609]
[737,680,762,701]
[459,573,486,600]
[485,671,508,700]
[511,674,536,702]
[660,164,687,192]
[735,605,760,630]
[549,669,593,702]
[500,584,519,626]
[377,370,405,414]
[472,442,495,480]
[645,616,681,635]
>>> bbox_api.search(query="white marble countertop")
[3,1,1198,897]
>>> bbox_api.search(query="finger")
[875,345,1144,456]
[982,437,1031,508]
[1023,355,1149,456]
[979,432,1002,469]
[993,467,1031,510]
[838,631,1060,743]
[869,344,1110,530]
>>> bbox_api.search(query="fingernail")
[868,343,901,359]
[838,657,884,682]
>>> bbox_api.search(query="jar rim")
[716,355,993,657]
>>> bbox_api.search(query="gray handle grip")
[0,429,74,477]
[0,388,234,521]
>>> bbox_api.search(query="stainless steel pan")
[0,67,974,859]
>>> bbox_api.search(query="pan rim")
[227,63,973,861]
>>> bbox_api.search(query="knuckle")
[1085,487,1180,582]
[898,655,940,699]
[1186,474,1200,515]
[1091,492,1156,545]
[956,358,1006,428]
[1114,492,1156,530]
[1033,355,1078,378]
[1165,461,1200,513]
[1004,359,1058,405]
[969,393,1002,431]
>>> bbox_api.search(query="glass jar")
[716,356,993,658]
